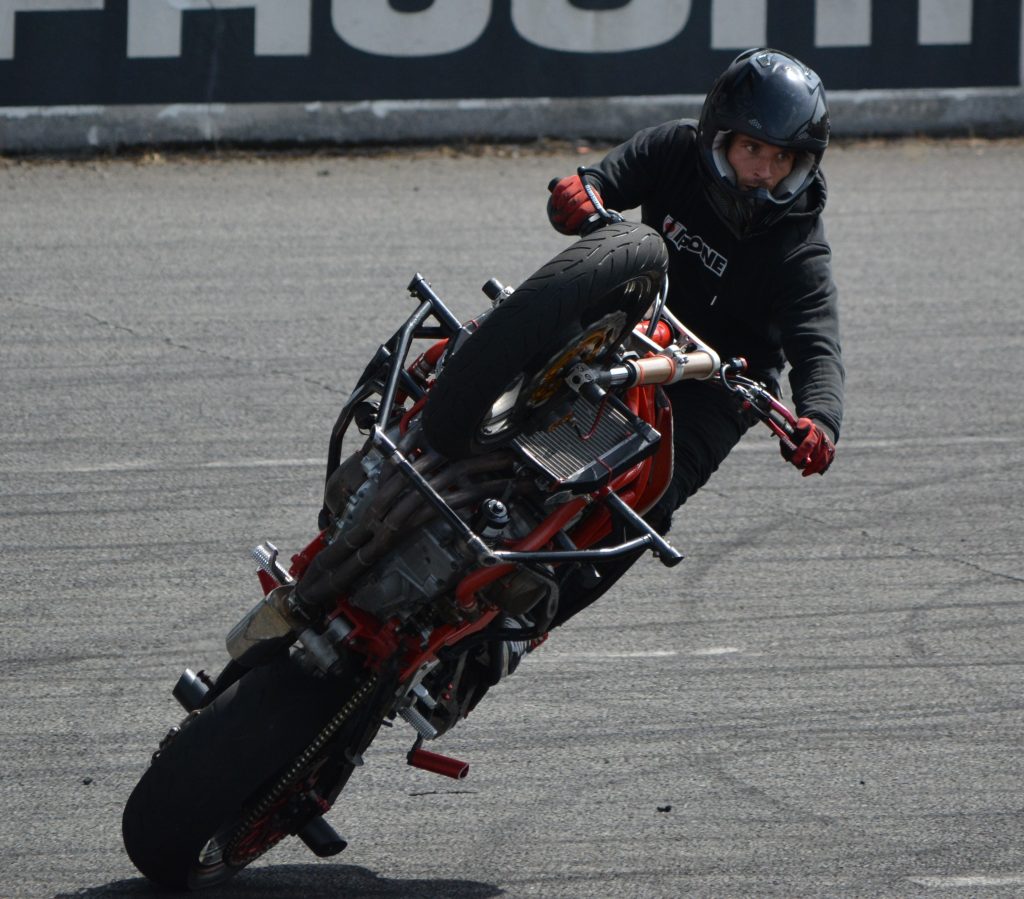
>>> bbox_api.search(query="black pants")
[551,379,751,629]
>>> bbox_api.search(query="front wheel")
[122,655,378,890]
[423,222,668,459]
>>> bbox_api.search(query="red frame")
[267,376,674,684]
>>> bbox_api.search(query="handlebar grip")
[767,410,799,453]
[769,409,796,437]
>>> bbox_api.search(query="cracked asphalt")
[1,138,1023,898]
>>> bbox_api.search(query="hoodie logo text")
[662,215,728,277]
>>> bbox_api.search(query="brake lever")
[719,359,799,453]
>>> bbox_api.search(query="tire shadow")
[55,863,505,898]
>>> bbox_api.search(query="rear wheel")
[423,222,668,459]
[122,656,379,890]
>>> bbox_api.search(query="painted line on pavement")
[908,874,1024,888]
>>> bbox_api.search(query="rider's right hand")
[547,174,602,235]
[781,418,836,477]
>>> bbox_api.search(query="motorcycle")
[121,182,800,890]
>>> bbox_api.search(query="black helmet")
[697,48,830,239]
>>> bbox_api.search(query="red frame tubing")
[289,532,329,581]
[267,374,673,683]
[400,395,428,434]
[397,611,501,681]
[631,390,674,516]
[323,592,504,680]
[390,492,603,679]
[331,602,404,671]
[399,339,449,405]
[453,496,590,610]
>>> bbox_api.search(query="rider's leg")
[549,379,751,630]
[469,380,752,702]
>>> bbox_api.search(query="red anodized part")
[289,531,329,580]
[331,601,404,671]
[256,569,279,596]
[253,532,328,595]
[640,318,673,348]
[407,748,470,780]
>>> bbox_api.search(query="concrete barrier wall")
[2,0,1023,152]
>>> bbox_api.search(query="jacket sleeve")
[772,234,845,443]
[590,121,693,212]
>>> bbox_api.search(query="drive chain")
[224,672,380,864]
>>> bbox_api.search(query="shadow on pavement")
[55,863,505,898]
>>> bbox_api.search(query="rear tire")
[122,656,372,890]
[423,222,668,459]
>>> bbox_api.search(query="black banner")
[1,0,1019,107]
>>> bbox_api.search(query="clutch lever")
[577,165,624,233]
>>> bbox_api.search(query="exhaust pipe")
[172,668,210,712]
[297,816,348,858]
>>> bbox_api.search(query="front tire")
[422,222,668,459]
[122,656,374,890]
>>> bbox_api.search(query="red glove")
[781,418,835,477]
[547,175,602,235]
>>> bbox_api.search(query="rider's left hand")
[781,418,835,477]
[547,175,601,235]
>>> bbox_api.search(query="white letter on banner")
[331,1,489,57]
[814,0,871,47]
[512,0,691,53]
[127,0,311,59]
[710,0,766,49]
[0,0,103,61]
[918,0,972,45]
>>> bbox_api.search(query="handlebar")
[718,359,800,451]
[576,166,624,232]
[551,168,801,449]
[570,321,800,449]
[595,350,719,389]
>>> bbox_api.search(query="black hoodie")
[591,119,844,443]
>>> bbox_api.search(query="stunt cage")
[319,265,797,602]
[122,178,811,892]
[234,176,803,673]
[318,168,798,585]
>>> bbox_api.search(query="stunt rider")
[544,48,845,628]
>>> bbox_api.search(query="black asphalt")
[2,139,1022,897]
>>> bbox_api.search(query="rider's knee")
[644,483,681,536]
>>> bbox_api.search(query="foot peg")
[251,541,294,586]
[298,816,348,858]
[407,747,470,780]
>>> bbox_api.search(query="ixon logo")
[662,215,728,277]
